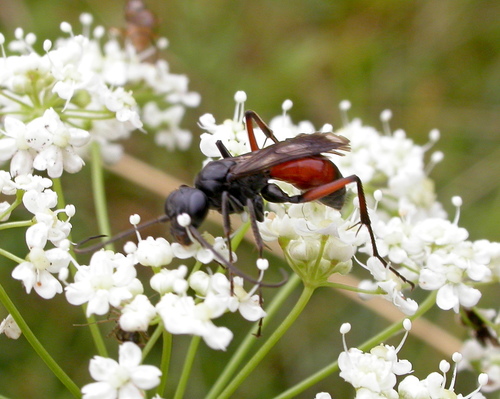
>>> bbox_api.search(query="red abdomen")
[270,156,339,189]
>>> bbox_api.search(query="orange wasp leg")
[298,175,413,286]
[244,110,280,151]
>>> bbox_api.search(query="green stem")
[0,190,23,221]
[174,335,201,399]
[53,177,108,357]
[0,90,32,108]
[0,248,25,264]
[323,280,383,295]
[273,290,438,399]
[86,313,108,358]
[156,330,172,397]
[205,273,301,399]
[0,220,33,231]
[216,284,315,399]
[231,219,251,250]
[52,178,68,220]
[90,141,113,248]
[142,322,165,360]
[0,281,80,398]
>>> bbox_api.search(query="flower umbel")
[0,13,199,178]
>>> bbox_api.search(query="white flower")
[12,246,70,299]
[23,189,73,248]
[0,201,11,221]
[101,86,142,129]
[65,250,141,316]
[398,373,447,399]
[119,295,156,332]
[376,279,419,316]
[314,393,332,399]
[81,342,161,399]
[171,235,235,265]
[339,322,412,397]
[12,173,52,192]
[0,116,35,177]
[171,241,214,264]
[199,115,248,158]
[189,272,266,322]
[0,315,22,339]
[155,292,233,350]
[131,236,173,267]
[150,265,189,295]
[418,251,485,312]
[25,108,90,177]
[0,170,16,195]
[339,347,399,395]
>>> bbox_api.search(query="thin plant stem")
[156,329,172,398]
[0,281,81,398]
[0,190,23,221]
[323,280,383,295]
[52,176,108,357]
[85,312,108,358]
[0,248,25,264]
[216,284,316,399]
[173,335,201,399]
[0,220,33,231]
[90,141,113,248]
[142,322,165,360]
[273,290,438,399]
[205,273,301,399]
[52,178,68,220]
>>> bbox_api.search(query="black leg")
[216,140,233,159]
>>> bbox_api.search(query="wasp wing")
[229,132,350,177]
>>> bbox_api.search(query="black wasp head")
[164,185,209,245]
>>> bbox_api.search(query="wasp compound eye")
[164,186,210,245]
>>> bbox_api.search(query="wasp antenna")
[187,225,288,288]
[75,234,108,248]
[75,214,170,254]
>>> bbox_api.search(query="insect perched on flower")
[79,109,410,289]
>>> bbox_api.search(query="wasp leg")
[264,177,413,287]
[246,197,265,259]
[216,140,233,159]
[221,191,234,264]
[187,225,288,288]
[244,110,280,152]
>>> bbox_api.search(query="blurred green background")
[0,0,499,398]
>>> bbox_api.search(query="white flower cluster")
[61,219,266,351]
[338,321,489,399]
[198,94,500,318]
[1,172,75,299]
[0,13,199,178]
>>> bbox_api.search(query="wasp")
[79,110,407,285]
[167,110,409,282]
